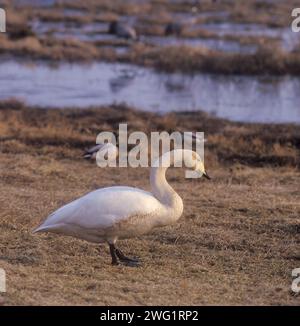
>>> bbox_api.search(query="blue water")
[13,0,56,6]
[0,61,299,124]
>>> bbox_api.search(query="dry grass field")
[0,101,299,305]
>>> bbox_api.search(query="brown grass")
[0,101,299,305]
[3,32,299,75]
[124,44,300,75]
[0,34,117,61]
[228,0,298,28]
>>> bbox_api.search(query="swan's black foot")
[108,243,141,267]
[120,259,141,267]
[115,248,140,263]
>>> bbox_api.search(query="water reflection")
[0,61,299,124]
[201,22,299,51]
[142,35,257,53]
[13,0,56,7]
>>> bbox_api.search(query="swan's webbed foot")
[120,259,140,267]
[108,244,140,267]
[115,248,140,263]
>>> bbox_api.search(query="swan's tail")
[33,223,62,234]
[32,224,49,234]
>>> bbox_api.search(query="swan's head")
[160,149,210,179]
[194,157,210,179]
[189,151,210,180]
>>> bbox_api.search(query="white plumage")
[35,187,162,241]
[34,148,210,266]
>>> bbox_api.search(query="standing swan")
[34,149,210,266]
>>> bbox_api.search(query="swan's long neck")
[150,165,183,225]
[150,166,177,206]
[149,149,199,225]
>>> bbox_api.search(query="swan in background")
[83,144,105,159]
[83,142,118,160]
[165,22,183,36]
[34,149,210,267]
[108,21,137,40]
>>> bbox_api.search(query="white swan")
[34,149,210,266]
[83,142,118,161]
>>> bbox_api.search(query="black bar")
[0,306,299,323]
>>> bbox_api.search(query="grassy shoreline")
[1,35,300,76]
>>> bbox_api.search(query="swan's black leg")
[109,243,140,267]
[109,243,119,265]
[115,248,140,264]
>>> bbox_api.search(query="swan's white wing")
[35,186,161,232]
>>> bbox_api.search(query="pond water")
[172,11,230,21]
[0,61,299,124]
[200,22,300,51]
[31,21,109,37]
[142,35,257,54]
[13,0,56,7]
